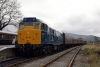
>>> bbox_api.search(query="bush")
[82,44,100,67]
[95,47,100,54]
[82,44,96,55]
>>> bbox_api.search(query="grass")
[82,43,100,67]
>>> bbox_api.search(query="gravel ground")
[14,46,79,67]
[72,50,90,67]
[72,50,89,67]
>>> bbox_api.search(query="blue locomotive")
[15,17,86,55]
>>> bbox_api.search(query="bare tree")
[0,0,22,30]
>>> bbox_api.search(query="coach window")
[33,23,40,29]
[19,23,24,30]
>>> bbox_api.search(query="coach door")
[41,23,48,44]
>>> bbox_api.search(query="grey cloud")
[18,0,100,36]
[61,14,100,36]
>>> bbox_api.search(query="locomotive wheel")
[49,45,54,52]
[43,46,48,54]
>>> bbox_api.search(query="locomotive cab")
[18,18,43,45]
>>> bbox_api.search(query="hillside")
[66,33,100,42]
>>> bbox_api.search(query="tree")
[94,36,99,45]
[0,0,22,30]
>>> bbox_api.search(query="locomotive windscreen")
[22,17,41,22]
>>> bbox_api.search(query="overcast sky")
[18,0,100,36]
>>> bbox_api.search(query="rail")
[67,48,81,67]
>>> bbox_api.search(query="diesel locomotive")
[15,17,86,55]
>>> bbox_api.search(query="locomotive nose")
[18,30,41,44]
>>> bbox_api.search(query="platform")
[0,45,15,51]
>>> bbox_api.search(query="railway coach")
[15,17,86,55]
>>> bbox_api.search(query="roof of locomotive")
[21,17,63,34]
[22,17,43,22]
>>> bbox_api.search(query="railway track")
[0,57,31,67]
[0,57,20,63]
[5,57,40,67]
[4,50,62,67]
[3,46,81,67]
[40,46,81,67]
[67,48,81,67]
